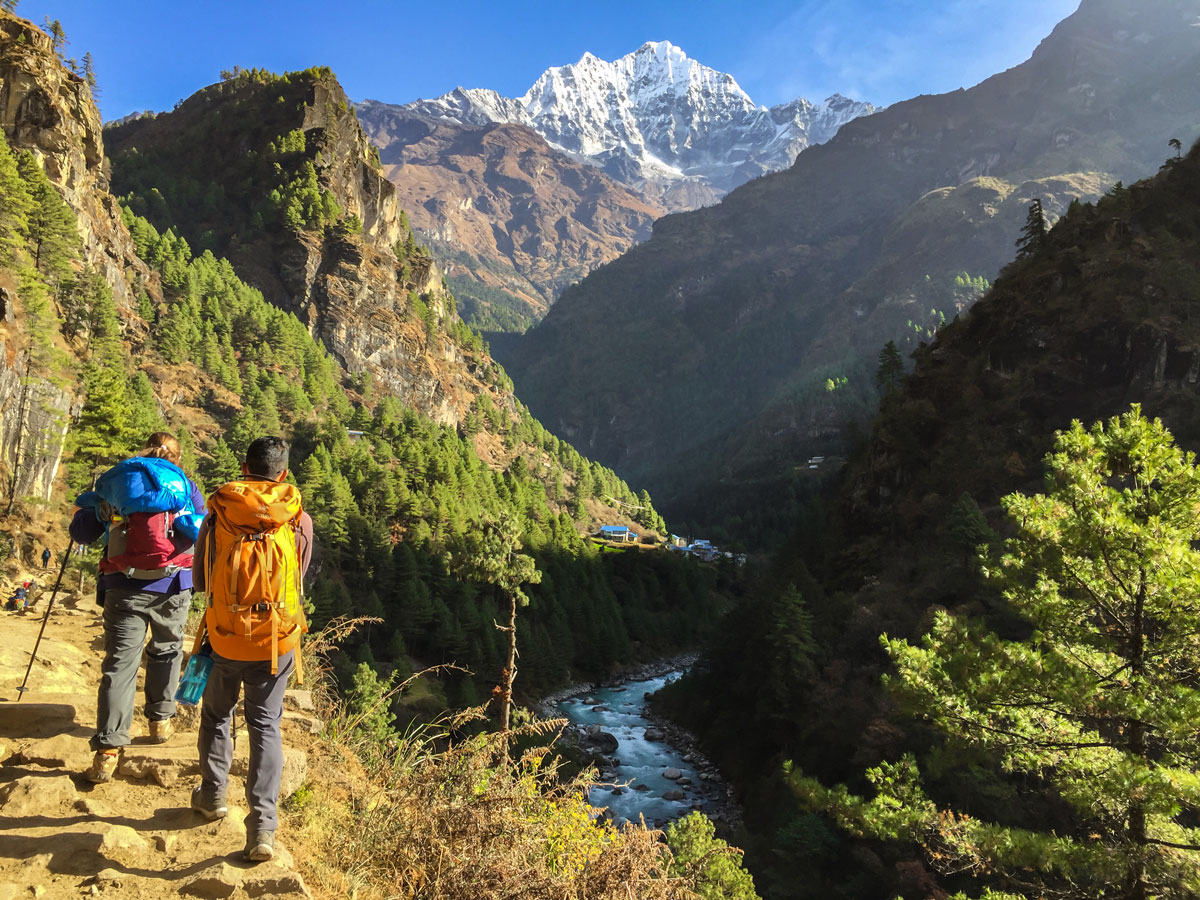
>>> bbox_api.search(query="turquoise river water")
[557,673,711,826]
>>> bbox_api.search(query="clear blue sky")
[16,0,1081,120]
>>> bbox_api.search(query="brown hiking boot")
[85,749,119,783]
[149,718,174,743]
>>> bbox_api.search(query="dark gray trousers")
[198,650,293,832]
[91,587,191,751]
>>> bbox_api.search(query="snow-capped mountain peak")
[400,43,877,198]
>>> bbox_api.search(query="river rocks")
[643,727,665,742]
[676,777,693,786]
[663,768,683,780]
[633,783,651,792]
[662,789,686,802]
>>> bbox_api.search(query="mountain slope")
[355,102,665,330]
[502,0,1200,518]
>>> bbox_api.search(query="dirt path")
[0,583,316,899]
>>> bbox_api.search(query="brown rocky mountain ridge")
[355,102,666,331]
[103,70,503,429]
[501,0,1200,517]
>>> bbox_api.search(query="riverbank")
[540,658,744,833]
[533,653,700,717]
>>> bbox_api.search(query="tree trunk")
[499,591,517,734]
[1127,571,1147,900]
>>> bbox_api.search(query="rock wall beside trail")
[0,11,158,312]
[0,331,72,503]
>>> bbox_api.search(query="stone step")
[0,699,79,739]
[119,737,308,796]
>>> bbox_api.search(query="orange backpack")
[202,479,308,679]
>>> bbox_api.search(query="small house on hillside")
[598,525,639,543]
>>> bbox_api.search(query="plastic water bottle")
[176,647,213,706]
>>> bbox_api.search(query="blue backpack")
[74,457,203,580]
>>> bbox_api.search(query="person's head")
[243,436,290,482]
[141,432,182,466]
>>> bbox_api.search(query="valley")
[5,1,1200,899]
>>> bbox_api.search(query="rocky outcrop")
[0,11,156,311]
[356,104,665,322]
[105,69,500,427]
[299,78,401,252]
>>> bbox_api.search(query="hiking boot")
[245,829,274,862]
[148,718,174,743]
[85,749,120,783]
[190,785,228,821]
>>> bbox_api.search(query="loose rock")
[184,862,243,898]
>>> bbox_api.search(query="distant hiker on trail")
[41,547,51,568]
[6,582,29,611]
[192,436,312,863]
[70,432,206,784]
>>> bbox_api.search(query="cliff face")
[106,69,497,428]
[0,13,156,312]
[0,306,72,503]
[357,102,665,328]
[502,0,1200,513]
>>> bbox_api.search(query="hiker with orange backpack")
[69,432,207,783]
[191,436,313,863]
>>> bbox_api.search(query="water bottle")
[176,646,213,706]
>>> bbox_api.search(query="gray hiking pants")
[198,650,293,832]
[92,587,191,751]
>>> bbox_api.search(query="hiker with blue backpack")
[69,432,206,783]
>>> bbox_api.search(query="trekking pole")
[16,539,76,700]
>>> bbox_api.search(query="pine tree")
[450,511,541,735]
[1,0,20,15]
[1015,197,1048,259]
[16,151,78,278]
[798,406,1200,899]
[875,340,904,394]
[0,130,33,262]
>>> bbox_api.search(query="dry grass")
[289,618,701,900]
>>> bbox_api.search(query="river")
[557,672,716,827]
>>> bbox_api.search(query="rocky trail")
[0,580,320,900]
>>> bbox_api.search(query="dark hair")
[245,436,290,479]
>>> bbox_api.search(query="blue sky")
[16,0,1081,120]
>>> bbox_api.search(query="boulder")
[282,711,324,736]
[243,871,312,898]
[232,746,307,797]
[118,745,198,788]
[663,768,682,780]
[283,690,314,713]
[633,783,651,792]
[0,701,77,739]
[582,727,619,754]
[100,824,149,853]
[17,731,91,768]
[662,789,686,801]
[643,727,665,742]
[184,862,243,898]
[0,773,77,815]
